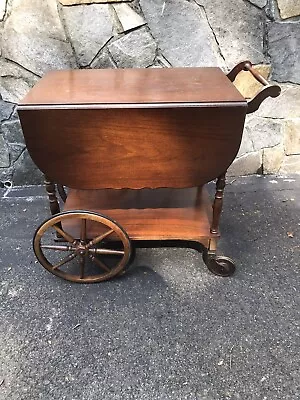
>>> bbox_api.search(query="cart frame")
[18,61,280,283]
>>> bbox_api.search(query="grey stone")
[195,0,265,65]
[268,22,300,84]
[0,165,13,184]
[108,27,156,68]
[227,151,262,176]
[1,0,76,76]
[12,149,43,185]
[0,58,39,103]
[0,0,6,20]
[8,143,26,164]
[265,0,281,20]
[113,3,145,33]
[0,99,14,122]
[237,128,254,157]
[280,154,300,174]
[262,144,284,174]
[247,0,267,8]
[256,84,300,119]
[277,0,300,19]
[90,48,116,69]
[155,54,172,68]
[0,134,9,167]
[245,116,283,151]
[62,4,113,67]
[59,0,131,4]
[2,119,24,144]
[10,106,21,121]
[284,119,300,156]
[140,0,222,68]
[147,64,163,69]
[127,0,143,15]
[238,116,282,157]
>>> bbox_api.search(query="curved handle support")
[227,60,281,114]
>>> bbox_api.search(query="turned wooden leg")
[44,177,63,239]
[202,175,236,277]
[44,177,60,216]
[57,184,67,203]
[210,173,226,235]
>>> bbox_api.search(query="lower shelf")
[63,186,217,244]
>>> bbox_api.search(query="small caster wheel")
[203,252,236,277]
[33,211,132,283]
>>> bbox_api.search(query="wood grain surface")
[18,106,246,189]
[19,68,245,106]
[63,187,215,243]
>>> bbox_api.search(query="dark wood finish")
[227,60,281,114]
[243,62,269,86]
[62,187,216,245]
[18,106,246,189]
[210,173,226,235]
[44,177,60,216]
[57,184,67,203]
[227,61,250,82]
[246,87,281,114]
[17,64,280,280]
[19,68,245,106]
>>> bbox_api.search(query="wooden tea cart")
[18,61,280,283]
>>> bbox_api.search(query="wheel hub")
[71,240,88,255]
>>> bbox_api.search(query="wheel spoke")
[53,253,77,270]
[80,219,87,243]
[87,229,114,248]
[79,255,85,279]
[52,224,75,243]
[34,212,131,283]
[41,244,75,252]
[89,255,110,272]
[89,248,124,256]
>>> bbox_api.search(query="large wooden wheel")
[33,211,132,283]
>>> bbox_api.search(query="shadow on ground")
[0,175,299,400]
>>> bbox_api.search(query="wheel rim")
[33,211,131,283]
[212,256,236,277]
[203,251,236,277]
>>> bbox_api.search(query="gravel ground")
[0,175,299,400]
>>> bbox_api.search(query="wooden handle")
[243,61,269,86]
[227,60,281,114]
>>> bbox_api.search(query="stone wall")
[0,0,299,186]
